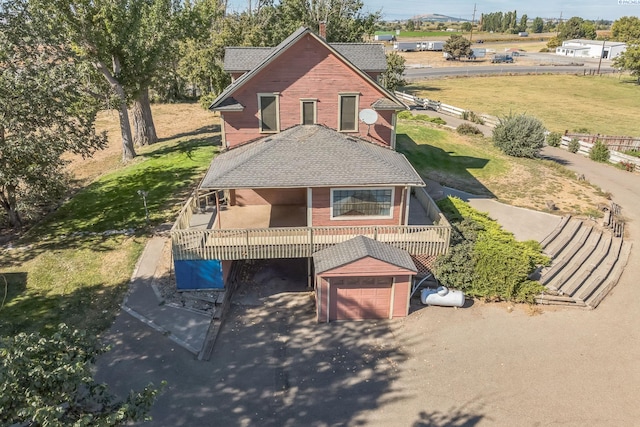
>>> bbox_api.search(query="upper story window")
[338,93,359,132]
[258,93,279,133]
[331,188,394,220]
[300,99,317,125]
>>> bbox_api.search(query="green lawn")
[406,75,640,136]
[397,122,509,195]
[396,120,609,214]
[1,124,219,335]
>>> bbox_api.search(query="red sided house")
[171,27,451,322]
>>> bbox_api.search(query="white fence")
[395,90,499,128]
[559,136,640,169]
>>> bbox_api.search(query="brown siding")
[223,34,395,148]
[232,188,306,206]
[320,257,416,277]
[392,276,411,318]
[311,187,404,227]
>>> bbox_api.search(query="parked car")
[491,54,514,63]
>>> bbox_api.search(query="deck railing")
[171,191,452,261]
[172,224,451,261]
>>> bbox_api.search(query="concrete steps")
[536,216,629,309]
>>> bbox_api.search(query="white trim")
[300,98,318,125]
[329,187,395,221]
[326,278,330,323]
[403,186,410,226]
[338,93,359,132]
[307,188,313,226]
[391,113,397,149]
[220,114,228,149]
[257,93,280,133]
[389,277,395,320]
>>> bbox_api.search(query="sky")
[226,0,639,21]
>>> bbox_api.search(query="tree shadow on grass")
[157,124,221,143]
[397,133,495,198]
[0,278,128,336]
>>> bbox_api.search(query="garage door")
[329,277,392,321]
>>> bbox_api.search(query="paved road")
[405,64,614,80]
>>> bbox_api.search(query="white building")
[555,39,627,60]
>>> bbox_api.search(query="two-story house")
[171,26,451,322]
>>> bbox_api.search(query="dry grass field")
[406,74,640,136]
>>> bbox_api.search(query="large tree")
[443,34,472,60]
[558,16,597,41]
[532,17,544,33]
[611,16,640,43]
[381,52,406,91]
[1,324,162,426]
[0,0,107,228]
[36,0,176,160]
[614,43,640,84]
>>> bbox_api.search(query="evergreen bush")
[589,139,610,162]
[568,137,580,153]
[434,196,549,303]
[546,131,562,147]
[457,123,483,136]
[493,113,545,158]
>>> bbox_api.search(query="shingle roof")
[199,125,425,189]
[214,97,244,111]
[210,27,406,112]
[371,98,405,110]
[313,235,417,274]
[224,47,272,71]
[224,43,387,72]
[330,43,387,71]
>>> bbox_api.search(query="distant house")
[171,26,451,322]
[555,39,627,60]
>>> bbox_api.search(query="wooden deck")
[172,188,451,261]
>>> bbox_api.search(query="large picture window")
[331,188,394,219]
[338,94,358,131]
[258,93,279,132]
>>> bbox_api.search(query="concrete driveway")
[96,148,640,426]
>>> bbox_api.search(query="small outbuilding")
[313,236,417,322]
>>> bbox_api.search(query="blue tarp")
[174,259,224,290]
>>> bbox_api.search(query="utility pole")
[597,38,607,75]
[556,11,563,36]
[469,3,477,42]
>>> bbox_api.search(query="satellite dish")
[359,109,378,125]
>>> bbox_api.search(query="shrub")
[457,123,483,136]
[589,139,610,162]
[568,137,580,153]
[461,110,485,125]
[539,47,550,52]
[434,196,549,303]
[623,149,640,158]
[398,110,447,125]
[546,131,562,147]
[619,160,636,172]
[493,113,545,158]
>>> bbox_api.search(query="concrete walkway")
[121,235,211,355]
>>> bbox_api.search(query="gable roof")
[199,125,424,189]
[210,27,405,111]
[224,43,387,73]
[313,235,417,274]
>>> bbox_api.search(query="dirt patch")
[65,103,217,186]
[482,160,611,216]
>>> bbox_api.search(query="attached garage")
[313,236,417,322]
